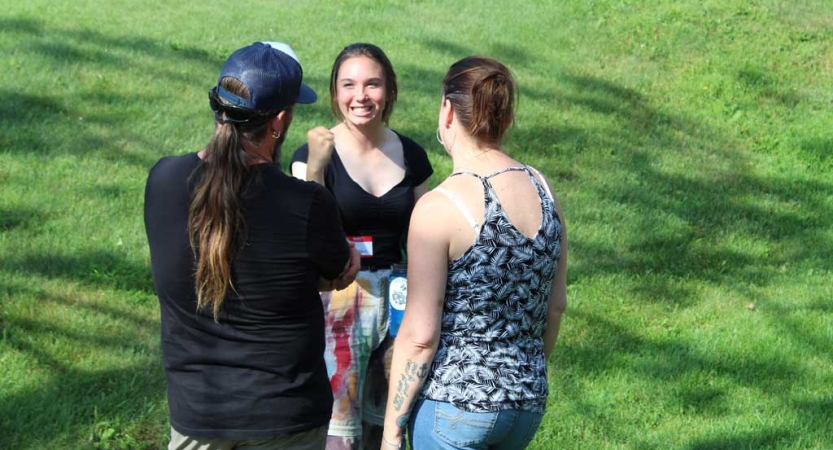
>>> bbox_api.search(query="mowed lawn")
[1,0,831,449]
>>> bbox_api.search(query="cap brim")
[297,83,317,104]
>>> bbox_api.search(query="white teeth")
[350,106,373,116]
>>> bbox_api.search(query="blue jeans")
[408,399,544,450]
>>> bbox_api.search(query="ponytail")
[188,77,268,321]
[470,71,514,148]
[442,57,516,149]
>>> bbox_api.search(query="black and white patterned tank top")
[420,166,563,414]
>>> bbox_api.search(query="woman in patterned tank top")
[381,56,569,450]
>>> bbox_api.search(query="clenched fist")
[306,126,335,177]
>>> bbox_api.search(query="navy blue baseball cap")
[214,41,317,113]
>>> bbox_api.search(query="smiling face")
[334,55,387,128]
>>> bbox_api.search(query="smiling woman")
[290,43,434,450]
[4,0,833,448]
[332,52,395,129]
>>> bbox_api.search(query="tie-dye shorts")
[320,269,392,441]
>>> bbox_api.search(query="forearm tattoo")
[392,359,429,425]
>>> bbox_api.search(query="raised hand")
[306,126,335,185]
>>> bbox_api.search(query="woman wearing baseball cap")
[145,41,359,450]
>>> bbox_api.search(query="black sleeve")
[306,184,349,280]
[144,155,196,297]
[292,144,310,164]
[144,156,190,248]
[400,134,433,186]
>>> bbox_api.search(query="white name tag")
[348,236,373,258]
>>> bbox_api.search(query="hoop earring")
[272,130,281,139]
[436,127,445,146]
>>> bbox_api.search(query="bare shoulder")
[413,188,454,215]
[411,186,466,227]
[412,181,478,230]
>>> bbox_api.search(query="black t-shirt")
[144,153,349,439]
[292,132,433,268]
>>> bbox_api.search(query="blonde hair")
[188,77,269,321]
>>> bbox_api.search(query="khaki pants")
[168,425,327,450]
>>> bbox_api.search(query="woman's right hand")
[306,126,335,175]
[334,241,361,290]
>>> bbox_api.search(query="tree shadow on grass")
[0,16,225,169]
[1,17,223,82]
[0,286,165,449]
[1,249,154,295]
[563,310,804,391]
[798,137,833,169]
[421,38,471,60]
[538,72,833,288]
[312,37,829,449]
[0,206,47,232]
[766,297,833,363]
[421,38,535,71]
[686,430,795,450]
[1,21,829,450]
[0,360,167,450]
[530,71,832,447]
[552,310,827,448]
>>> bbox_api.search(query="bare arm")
[305,126,334,186]
[544,190,568,360]
[382,194,448,448]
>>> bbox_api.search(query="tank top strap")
[453,167,526,196]
[434,187,480,232]
[482,166,528,179]
[525,166,554,200]
[449,170,484,180]
[448,169,492,210]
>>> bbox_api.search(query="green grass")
[1,0,831,448]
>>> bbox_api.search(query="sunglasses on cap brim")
[208,87,278,125]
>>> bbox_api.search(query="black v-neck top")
[293,131,433,268]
